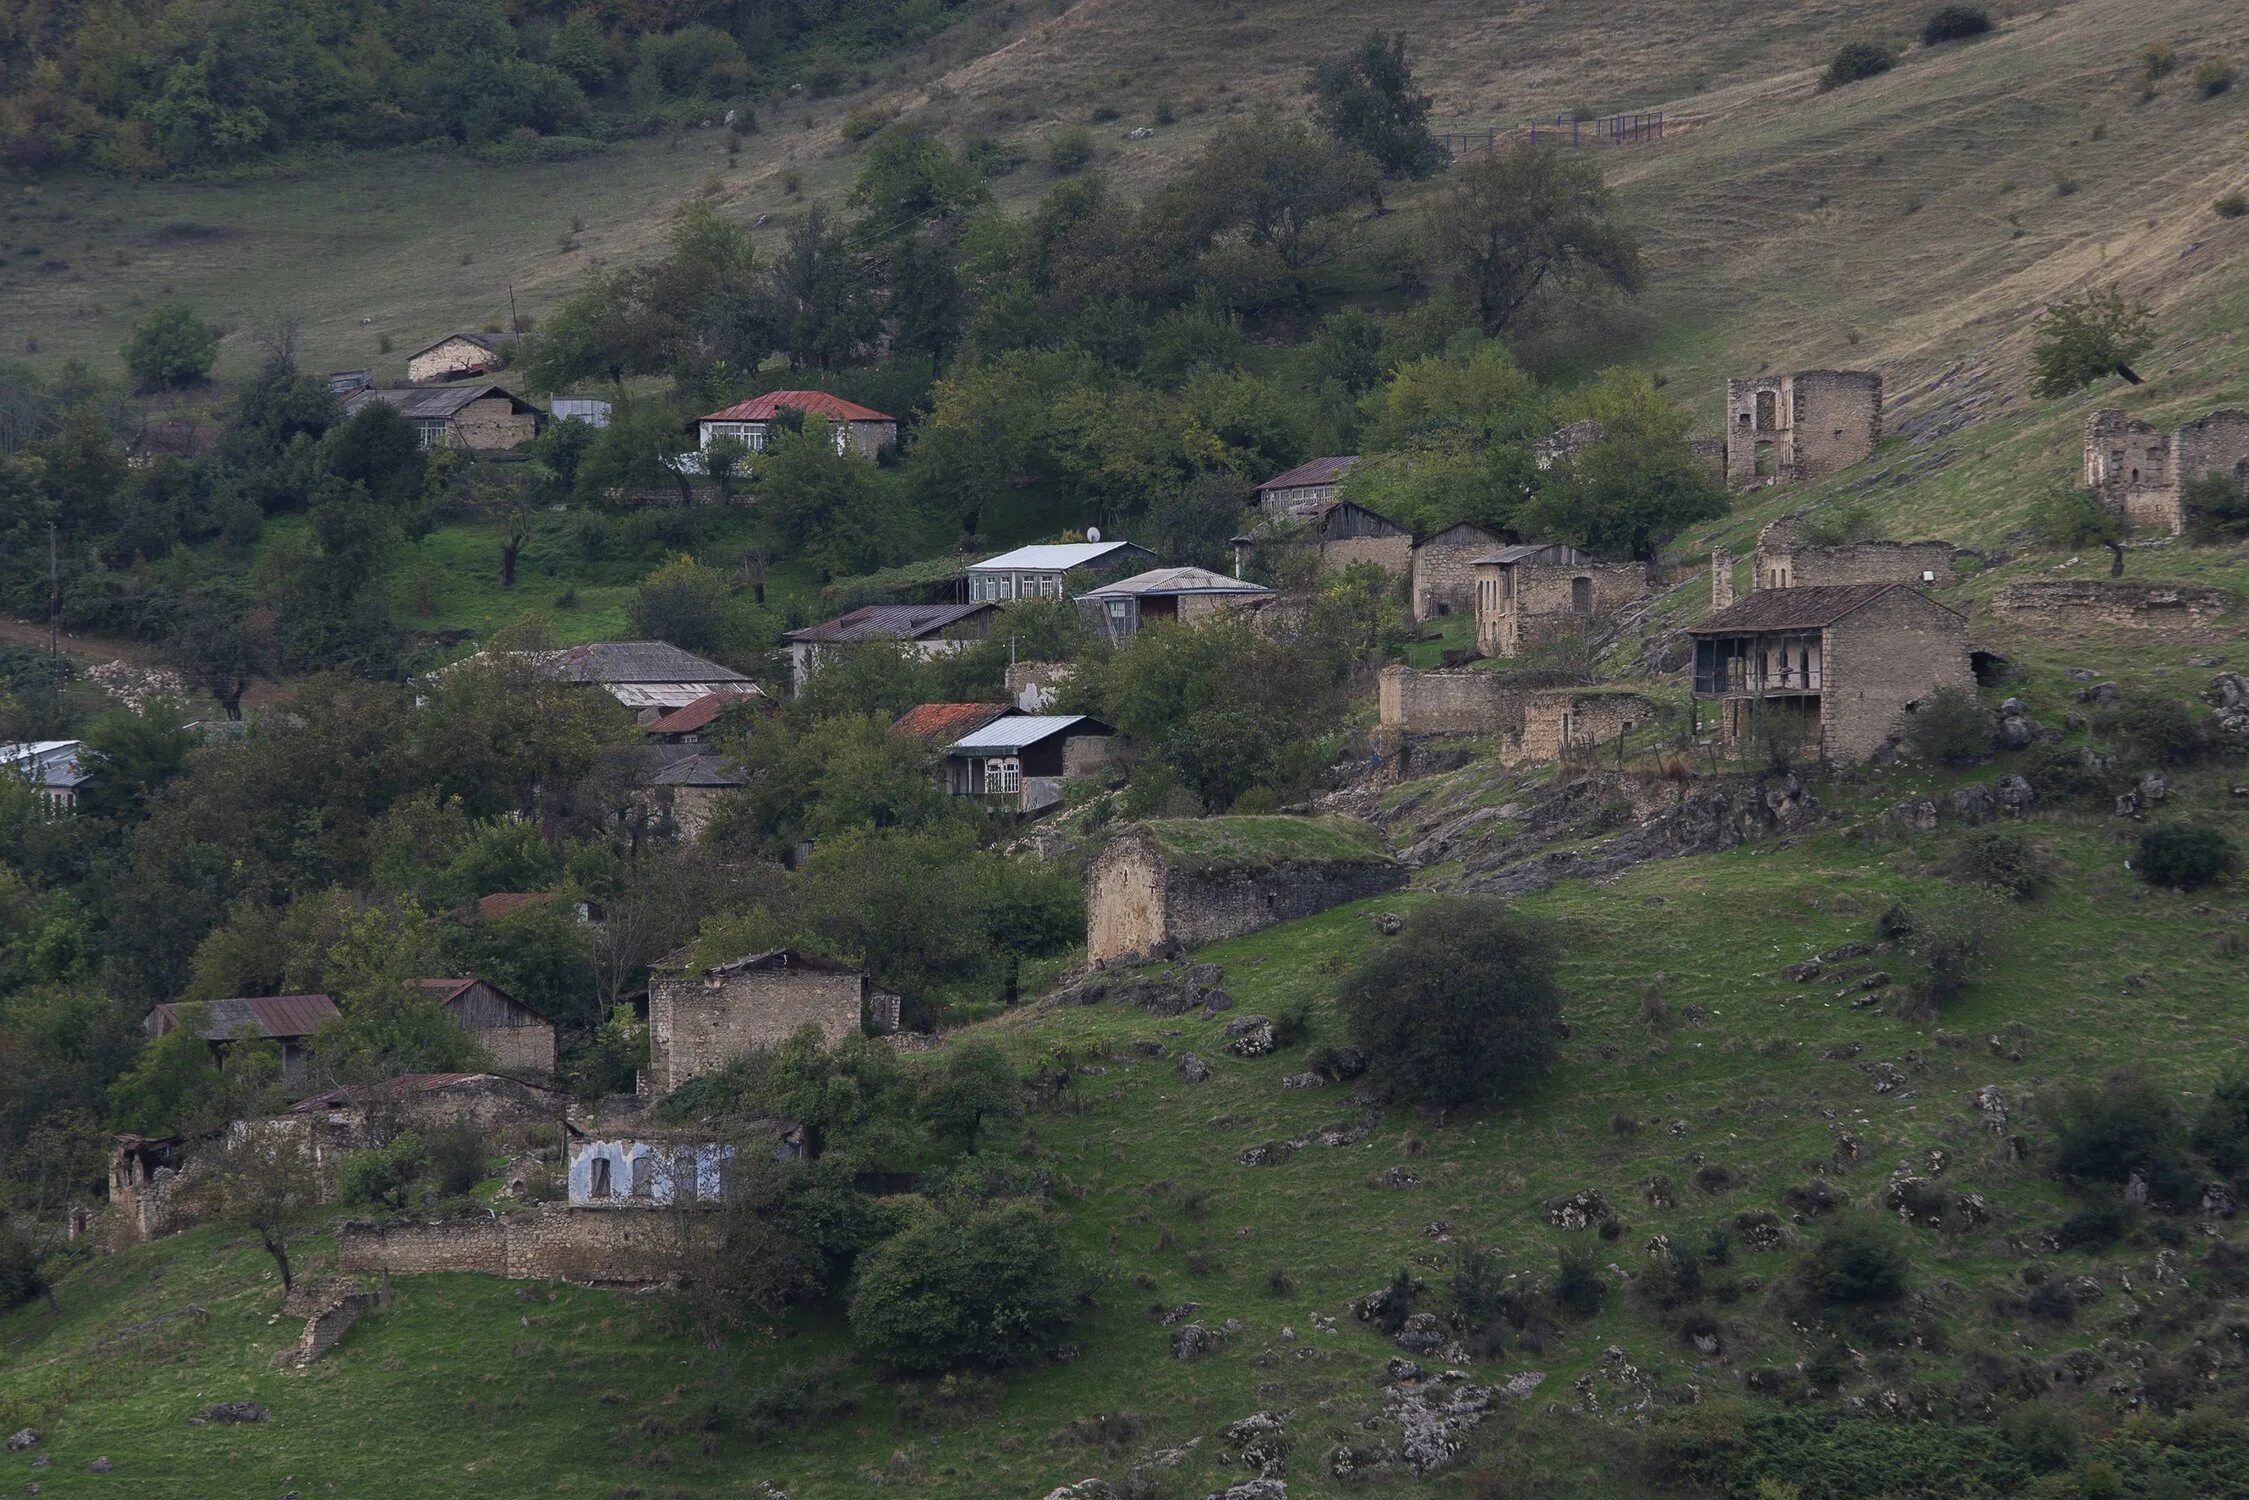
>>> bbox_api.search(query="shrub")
[1922,6,1992,44]
[2030,287,2155,400]
[846,1201,1083,1371]
[2135,824,2238,890]
[2055,1199,2127,1249]
[1820,42,1898,91]
[0,1219,48,1311]
[1045,126,1096,176]
[123,303,219,390]
[1900,684,1994,766]
[1554,1247,1606,1318]
[2216,193,2248,219]
[336,1132,427,1208]
[1798,1217,1909,1305]
[2195,60,2236,98]
[1946,827,2056,901]
[2002,1403,2079,1472]
[1646,1401,1751,1489]
[1270,1002,1311,1050]
[840,104,893,142]
[1336,897,1562,1110]
[2183,469,2249,544]
[2103,696,2207,766]
[426,1124,489,1197]
[2141,42,2178,81]
[2048,1070,2195,1203]
[2193,1065,2249,1177]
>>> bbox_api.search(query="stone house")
[646,949,900,1097]
[697,390,897,460]
[405,331,522,384]
[782,602,1000,692]
[1986,580,2236,636]
[2084,407,2249,535]
[1085,816,1405,965]
[1511,688,1665,766]
[107,1134,193,1246]
[967,540,1157,604]
[339,381,543,450]
[412,978,558,1078]
[340,1205,720,1285]
[1729,517,1955,598]
[1689,582,1971,762]
[1410,522,1509,623]
[1076,566,1273,640]
[942,714,1114,813]
[1005,660,1075,711]
[537,640,758,722]
[644,751,743,839]
[144,994,341,1096]
[1233,498,1413,579]
[1377,665,1516,736]
[1472,546,1648,658]
[1253,455,1357,515]
[1723,370,1882,487]
[569,1136,734,1207]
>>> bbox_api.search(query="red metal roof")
[645,690,761,738]
[892,702,1019,743]
[149,994,340,1040]
[475,892,549,921]
[699,390,895,424]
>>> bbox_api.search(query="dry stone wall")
[338,1207,720,1285]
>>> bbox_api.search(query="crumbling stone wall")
[1753,519,1954,591]
[1512,691,1664,765]
[1819,590,1974,761]
[1321,533,1412,576]
[1085,834,1406,964]
[1480,561,1648,658]
[1377,665,1520,734]
[648,967,867,1096]
[1086,839,1166,964]
[339,1217,508,1275]
[338,1207,719,1285]
[1987,581,2236,637]
[1725,371,1881,486]
[2084,408,2249,535]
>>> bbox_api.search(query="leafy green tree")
[628,554,737,656]
[2028,482,2125,575]
[917,1040,1023,1152]
[2030,288,2154,398]
[847,1199,1084,1371]
[1798,1218,1909,1305]
[2183,469,2249,544]
[2135,824,2238,891]
[546,9,612,89]
[1516,368,1725,559]
[1157,108,1379,308]
[1422,144,1644,336]
[197,1126,321,1292]
[756,422,905,578]
[77,698,195,825]
[1308,32,1445,181]
[123,304,219,391]
[1337,897,1562,1109]
[170,583,276,719]
[771,205,882,370]
[323,402,427,506]
[848,124,991,239]
[105,1004,225,1135]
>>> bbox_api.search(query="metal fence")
[1439,111,1665,160]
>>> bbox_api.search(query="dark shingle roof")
[342,382,538,422]
[648,752,744,788]
[1690,582,1956,634]
[784,602,996,645]
[1255,456,1358,492]
[544,641,750,685]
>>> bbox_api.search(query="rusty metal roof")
[1690,582,1960,634]
[699,390,894,424]
[1254,455,1358,491]
[892,703,1018,743]
[646,690,761,738]
[149,994,340,1041]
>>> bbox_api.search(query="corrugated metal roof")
[646,690,761,737]
[150,994,340,1041]
[649,752,744,788]
[342,383,537,422]
[544,641,751,685]
[476,892,549,921]
[969,541,1147,573]
[0,741,90,789]
[1689,582,1950,634]
[1472,543,1593,567]
[1079,567,1271,599]
[947,714,1109,753]
[785,602,996,644]
[893,703,1019,742]
[1254,455,1358,492]
[700,390,894,424]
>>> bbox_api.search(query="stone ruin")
[2084,407,2249,535]
[1724,370,1882,487]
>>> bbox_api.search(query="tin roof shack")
[966,540,1157,604]
[1253,455,1358,515]
[1086,816,1404,965]
[1747,518,1956,593]
[1076,567,1273,641]
[782,602,1000,693]
[144,994,341,1096]
[647,949,900,1098]
[698,390,898,460]
[412,979,557,1079]
[943,714,1114,812]
[340,382,542,451]
[405,331,523,384]
[1411,522,1509,623]
[1472,546,1648,659]
[1689,583,1972,763]
[539,640,757,722]
[1234,498,1412,579]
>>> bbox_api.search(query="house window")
[589,1157,612,1198]
[984,758,1020,794]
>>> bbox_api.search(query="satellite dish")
[1086,526,1102,543]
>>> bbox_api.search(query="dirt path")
[0,616,292,708]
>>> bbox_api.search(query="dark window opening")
[1571,577,1593,615]
[589,1157,612,1198]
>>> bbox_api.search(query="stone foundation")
[338,1207,720,1285]
[1987,581,2236,636]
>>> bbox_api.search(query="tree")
[847,124,991,240]
[1798,1218,1909,1306]
[171,584,276,719]
[1157,109,1380,308]
[323,402,427,507]
[1516,373,1726,559]
[123,304,219,391]
[76,698,195,824]
[2028,482,2125,575]
[198,1126,321,1293]
[755,422,903,579]
[846,1199,1083,1371]
[1336,897,1561,1110]
[1422,144,1644,337]
[1308,32,1445,181]
[628,554,736,655]
[2030,288,2154,398]
[770,205,882,370]
[917,1040,1023,1153]
[2183,469,2249,544]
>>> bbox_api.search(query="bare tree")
[198,1127,322,1293]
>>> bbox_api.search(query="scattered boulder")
[1783,959,1825,983]
[1995,775,2035,815]
[1544,1190,1610,1230]
[1044,1483,1117,1500]
[2207,672,2249,711]
[1170,1322,1227,1360]
[1949,784,1997,826]
[1386,1368,1499,1476]
[1821,943,1874,963]
[1997,716,2037,751]
[1279,1071,1327,1090]
[1377,1167,1420,1191]
[88,1459,110,1474]
[194,1403,266,1425]
[1395,1313,1445,1355]
[1221,1410,1291,1479]
[1893,798,1941,833]
[1375,912,1405,936]
[5,1431,36,1452]
[1204,1482,1286,1500]
[1177,1053,1212,1084]
[1236,1140,1295,1168]
[2075,681,2119,705]
[2138,771,2168,805]
[1223,1016,1276,1058]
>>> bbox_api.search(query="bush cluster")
[1921,7,1992,45]
[1821,42,1898,91]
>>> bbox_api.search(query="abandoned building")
[1233,498,1413,579]
[1006,660,1075,711]
[1378,665,1514,736]
[1689,582,1971,762]
[1472,546,1648,658]
[1076,566,1273,639]
[1085,816,1405,965]
[404,331,523,384]
[1375,668,1664,767]
[536,640,758,721]
[2083,407,2249,535]
[339,1205,720,1285]
[289,1072,556,1136]
[412,978,558,1079]
[144,994,341,1096]
[108,1135,193,1246]
[1410,522,1509,622]
[569,1137,736,1207]
[645,751,743,839]
[942,714,1114,813]
[782,602,1000,692]
[338,379,543,451]
[1986,580,2237,636]
[1513,688,1665,766]
[1252,455,1357,515]
[1723,371,1882,487]
[646,949,900,1097]
[1725,517,1956,600]
[696,390,898,459]
[967,540,1156,603]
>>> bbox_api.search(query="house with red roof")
[892,702,1020,745]
[645,690,762,745]
[697,390,898,460]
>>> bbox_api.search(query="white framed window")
[984,758,1020,794]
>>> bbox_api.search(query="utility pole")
[47,521,59,665]
[507,283,522,336]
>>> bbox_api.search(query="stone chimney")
[1711,547,1735,611]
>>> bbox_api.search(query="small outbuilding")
[340,382,542,450]
[1076,566,1272,640]
[1410,521,1509,623]
[412,978,558,1079]
[782,603,1000,692]
[144,994,341,1096]
[966,540,1156,604]
[405,331,523,384]
[942,714,1114,812]
[1252,455,1358,515]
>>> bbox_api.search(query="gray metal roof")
[947,714,1109,753]
[785,603,996,644]
[0,741,89,789]
[1078,566,1272,599]
[969,541,1149,573]
[542,641,750,685]
[342,383,539,422]
[649,752,744,788]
